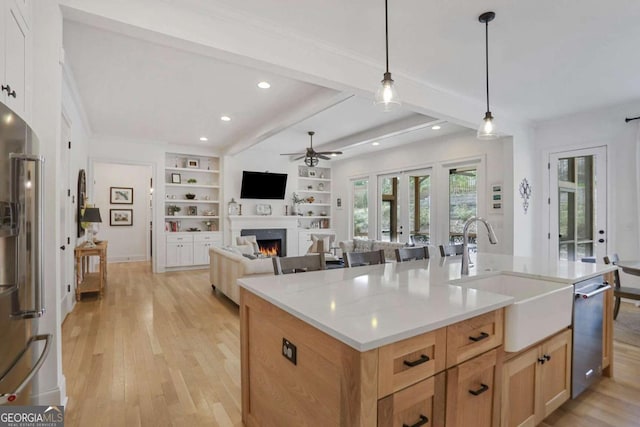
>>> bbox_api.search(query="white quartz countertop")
[238,253,616,351]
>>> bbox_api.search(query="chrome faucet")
[461,216,498,275]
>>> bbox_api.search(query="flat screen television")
[240,171,288,199]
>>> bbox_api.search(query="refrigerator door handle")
[9,153,46,319]
[0,334,52,405]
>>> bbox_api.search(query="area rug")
[614,302,640,347]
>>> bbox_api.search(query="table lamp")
[81,207,102,247]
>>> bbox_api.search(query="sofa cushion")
[372,240,406,260]
[236,235,260,253]
[353,238,373,252]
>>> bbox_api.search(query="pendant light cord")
[384,0,389,73]
[484,18,490,113]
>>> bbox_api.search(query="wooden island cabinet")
[240,288,505,427]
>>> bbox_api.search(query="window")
[352,178,368,237]
[449,167,477,243]
[379,175,399,242]
[408,172,431,244]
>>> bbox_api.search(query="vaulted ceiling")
[61,0,640,158]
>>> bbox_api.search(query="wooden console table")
[74,241,108,301]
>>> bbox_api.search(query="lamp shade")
[81,207,102,223]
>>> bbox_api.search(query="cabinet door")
[538,329,571,422]
[4,2,28,116]
[179,242,194,266]
[166,242,180,267]
[193,241,212,265]
[501,348,539,427]
[445,348,500,427]
[446,309,503,368]
[377,373,445,427]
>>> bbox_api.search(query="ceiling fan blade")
[318,155,330,160]
[280,152,304,156]
[317,151,343,155]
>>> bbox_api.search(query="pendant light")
[477,11,498,140]
[374,0,401,111]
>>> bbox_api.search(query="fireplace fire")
[258,240,280,257]
[241,228,287,257]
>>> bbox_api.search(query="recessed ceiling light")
[258,81,271,89]
[199,136,208,141]
[220,116,231,122]
[372,142,380,146]
[431,125,441,130]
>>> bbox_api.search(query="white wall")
[223,148,300,245]
[533,100,640,288]
[31,0,66,406]
[92,162,152,262]
[330,131,513,255]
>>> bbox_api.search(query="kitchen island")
[238,254,615,427]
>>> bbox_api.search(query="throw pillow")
[235,244,255,256]
[236,235,260,253]
[353,238,373,252]
[310,234,332,253]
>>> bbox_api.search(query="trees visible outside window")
[352,179,368,237]
[449,168,477,243]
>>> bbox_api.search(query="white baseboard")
[31,377,67,406]
[108,255,148,263]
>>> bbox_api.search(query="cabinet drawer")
[193,233,221,242]
[446,309,503,368]
[378,373,445,427]
[166,235,192,243]
[378,327,446,398]
[446,348,501,427]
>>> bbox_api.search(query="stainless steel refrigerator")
[0,101,51,405]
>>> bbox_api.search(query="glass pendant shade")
[374,72,401,112]
[477,111,498,140]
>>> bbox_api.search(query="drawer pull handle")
[468,332,489,342]
[403,414,428,427]
[468,383,489,396]
[403,354,430,367]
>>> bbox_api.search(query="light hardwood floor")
[62,262,640,426]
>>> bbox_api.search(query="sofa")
[338,238,408,261]
[209,245,273,304]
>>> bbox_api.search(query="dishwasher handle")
[575,283,611,299]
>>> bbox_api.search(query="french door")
[377,168,432,244]
[549,147,607,262]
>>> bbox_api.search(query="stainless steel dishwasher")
[572,275,611,398]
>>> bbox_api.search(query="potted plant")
[168,205,181,216]
[292,192,304,215]
[187,178,197,184]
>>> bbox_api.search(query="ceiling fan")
[281,131,342,167]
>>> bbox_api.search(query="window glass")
[352,179,368,237]
[449,168,477,244]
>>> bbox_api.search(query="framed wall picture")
[110,187,133,204]
[110,209,133,226]
[171,173,181,183]
[186,159,199,168]
[187,206,198,216]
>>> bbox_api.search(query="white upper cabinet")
[0,0,31,120]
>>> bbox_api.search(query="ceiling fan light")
[304,156,319,167]
[477,111,499,140]
[374,72,401,111]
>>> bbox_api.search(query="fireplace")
[241,228,287,257]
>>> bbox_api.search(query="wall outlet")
[282,338,297,365]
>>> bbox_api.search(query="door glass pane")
[557,156,594,261]
[449,168,477,244]
[352,179,368,238]
[409,173,431,244]
[380,176,399,242]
